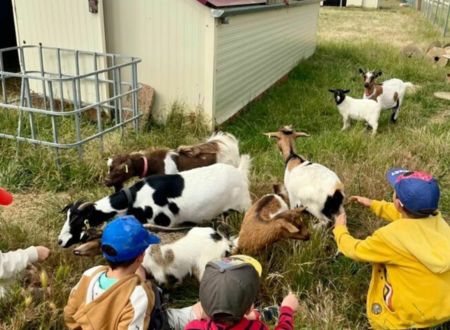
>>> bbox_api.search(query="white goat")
[329,89,382,135]
[265,126,344,227]
[142,227,233,286]
[359,69,414,123]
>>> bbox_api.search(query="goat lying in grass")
[236,184,310,254]
[359,69,414,123]
[105,132,240,192]
[73,226,232,286]
[58,156,251,247]
[143,227,233,286]
[329,89,382,135]
[265,126,344,227]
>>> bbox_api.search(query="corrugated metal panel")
[214,3,320,123]
[11,0,107,103]
[103,0,215,124]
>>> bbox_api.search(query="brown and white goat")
[236,184,310,254]
[73,226,188,257]
[359,69,414,123]
[265,126,344,227]
[105,132,240,192]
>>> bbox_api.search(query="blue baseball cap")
[386,168,440,216]
[101,216,160,262]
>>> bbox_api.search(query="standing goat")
[58,156,251,248]
[264,126,344,227]
[236,184,310,254]
[329,89,382,135]
[359,69,414,123]
[106,132,240,192]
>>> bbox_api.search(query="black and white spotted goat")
[58,156,251,247]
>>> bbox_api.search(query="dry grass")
[318,5,445,49]
[1,1,450,329]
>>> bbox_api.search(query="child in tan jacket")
[64,216,160,329]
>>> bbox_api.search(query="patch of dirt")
[429,109,450,124]
[0,192,70,234]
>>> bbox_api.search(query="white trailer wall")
[214,2,320,123]
[103,0,216,124]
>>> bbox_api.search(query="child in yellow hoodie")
[333,168,450,329]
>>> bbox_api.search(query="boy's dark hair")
[102,244,139,269]
[403,208,438,219]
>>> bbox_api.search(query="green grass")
[1,3,450,329]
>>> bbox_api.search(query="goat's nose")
[364,82,369,88]
[58,239,63,246]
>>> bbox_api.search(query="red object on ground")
[0,188,13,206]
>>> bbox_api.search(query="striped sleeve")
[274,306,294,330]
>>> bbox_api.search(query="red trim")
[197,0,266,7]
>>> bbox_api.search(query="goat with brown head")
[263,125,310,169]
[359,69,413,123]
[265,126,344,228]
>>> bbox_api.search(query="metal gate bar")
[0,45,142,161]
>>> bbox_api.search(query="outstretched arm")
[334,212,396,263]
[0,247,42,279]
[350,196,402,222]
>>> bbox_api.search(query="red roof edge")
[198,0,267,8]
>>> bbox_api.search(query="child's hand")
[281,292,299,312]
[349,195,372,207]
[334,212,347,226]
[35,246,50,261]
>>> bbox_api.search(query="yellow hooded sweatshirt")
[333,200,450,329]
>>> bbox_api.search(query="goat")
[105,132,240,192]
[236,184,310,254]
[359,69,414,123]
[328,89,382,135]
[73,226,189,257]
[58,156,252,248]
[264,126,344,227]
[142,227,233,286]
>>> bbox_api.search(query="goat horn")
[78,202,92,210]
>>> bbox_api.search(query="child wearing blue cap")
[333,168,450,329]
[64,215,161,329]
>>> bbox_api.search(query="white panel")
[214,3,320,124]
[11,0,107,104]
[12,0,106,51]
[103,0,214,124]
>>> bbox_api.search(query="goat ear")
[328,89,336,93]
[294,131,310,138]
[282,222,300,234]
[375,71,382,77]
[263,132,280,140]
[358,68,365,75]
[343,90,350,94]
[61,203,73,213]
